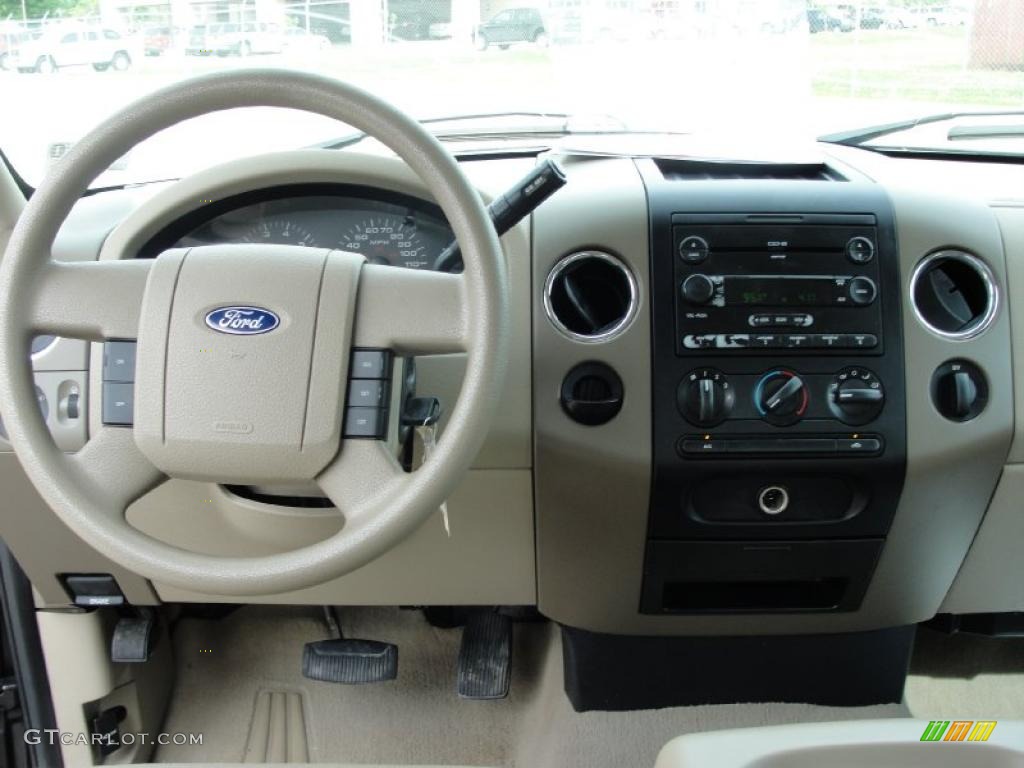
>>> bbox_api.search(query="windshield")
[1,0,1020,188]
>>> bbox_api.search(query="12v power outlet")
[758,485,790,516]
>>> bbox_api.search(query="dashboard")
[1,146,1022,643]
[137,184,454,270]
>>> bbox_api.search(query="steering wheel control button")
[343,348,393,439]
[678,235,710,264]
[103,341,137,382]
[351,349,392,379]
[847,276,878,306]
[757,486,790,516]
[845,236,875,264]
[102,383,135,426]
[343,407,388,439]
[829,368,885,425]
[754,370,808,426]
[347,379,387,408]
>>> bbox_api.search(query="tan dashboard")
[0,144,1021,637]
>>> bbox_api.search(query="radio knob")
[829,368,885,425]
[678,368,734,427]
[681,274,715,305]
[848,276,877,306]
[755,370,808,426]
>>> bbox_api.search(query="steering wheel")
[0,70,509,595]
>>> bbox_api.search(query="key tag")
[416,418,450,536]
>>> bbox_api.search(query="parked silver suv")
[9,24,136,73]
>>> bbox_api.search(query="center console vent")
[655,158,846,182]
[544,251,638,342]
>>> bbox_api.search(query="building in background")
[90,0,486,45]
[970,0,1024,69]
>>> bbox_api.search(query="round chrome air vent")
[544,251,638,343]
[910,250,998,340]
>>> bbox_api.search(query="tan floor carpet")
[905,627,1024,721]
[155,607,1024,766]
[155,606,922,766]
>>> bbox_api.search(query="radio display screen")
[725,277,834,307]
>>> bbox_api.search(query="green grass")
[809,26,1024,106]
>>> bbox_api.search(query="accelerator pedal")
[457,610,512,700]
[302,639,398,684]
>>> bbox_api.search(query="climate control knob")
[681,274,715,305]
[829,367,885,425]
[755,370,808,426]
[678,368,734,427]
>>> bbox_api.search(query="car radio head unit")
[674,221,883,354]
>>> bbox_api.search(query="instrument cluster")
[155,187,454,270]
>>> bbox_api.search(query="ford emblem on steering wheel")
[204,306,281,335]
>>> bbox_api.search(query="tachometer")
[242,218,318,247]
[340,215,432,269]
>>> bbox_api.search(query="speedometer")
[340,215,432,269]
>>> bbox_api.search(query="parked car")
[204,22,286,57]
[0,30,35,71]
[8,25,137,73]
[881,9,918,29]
[428,21,452,40]
[282,27,332,52]
[858,7,888,30]
[185,25,210,55]
[143,26,174,56]
[389,11,435,41]
[475,7,547,50]
[806,8,852,33]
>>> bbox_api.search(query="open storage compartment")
[640,539,883,614]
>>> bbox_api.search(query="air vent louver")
[911,250,998,340]
[544,251,637,342]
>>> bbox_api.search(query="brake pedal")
[302,639,398,684]
[457,610,512,700]
[110,608,157,663]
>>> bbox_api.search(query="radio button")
[678,236,710,264]
[841,333,878,349]
[752,334,779,348]
[681,274,716,305]
[846,236,876,264]
[848,276,877,306]
[748,313,813,329]
[784,334,810,348]
[718,334,749,349]
[682,334,716,349]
